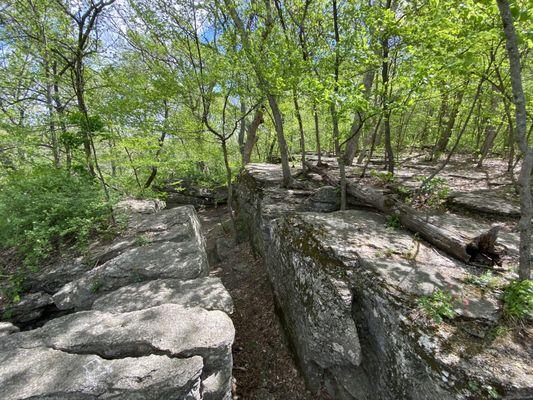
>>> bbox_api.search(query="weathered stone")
[235,164,533,400]
[53,240,208,310]
[52,206,209,310]
[157,179,228,207]
[0,347,203,400]
[92,277,234,314]
[303,185,340,212]
[216,236,237,260]
[26,257,90,294]
[0,322,19,337]
[114,198,166,214]
[447,190,520,218]
[92,205,206,265]
[0,292,54,325]
[1,304,234,400]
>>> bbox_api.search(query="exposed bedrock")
[235,164,532,400]
[0,202,235,400]
[52,204,209,310]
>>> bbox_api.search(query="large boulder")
[0,347,203,400]
[114,198,166,214]
[53,240,208,310]
[303,185,340,212]
[235,163,533,400]
[447,190,520,218]
[1,304,234,400]
[92,277,234,314]
[52,206,209,310]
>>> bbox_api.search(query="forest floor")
[198,206,327,400]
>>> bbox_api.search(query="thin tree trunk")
[313,102,322,165]
[344,70,374,165]
[419,75,485,191]
[144,100,169,188]
[432,89,465,160]
[238,100,246,161]
[243,107,264,165]
[221,139,235,230]
[292,87,306,168]
[331,0,346,210]
[380,1,394,174]
[268,94,292,186]
[497,0,532,280]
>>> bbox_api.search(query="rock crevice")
[235,163,532,400]
[0,200,234,400]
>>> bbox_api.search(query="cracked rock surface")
[0,201,234,400]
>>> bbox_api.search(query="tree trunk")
[268,94,292,186]
[344,70,374,166]
[292,87,306,169]
[380,0,394,173]
[313,102,322,165]
[144,101,169,188]
[238,100,246,161]
[432,89,465,160]
[221,139,236,232]
[497,0,532,280]
[243,107,264,165]
[331,0,346,210]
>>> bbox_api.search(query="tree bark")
[313,102,322,164]
[243,107,264,164]
[238,100,246,160]
[432,89,465,160]
[381,0,394,174]
[497,0,532,280]
[344,70,374,166]
[268,94,292,186]
[292,87,306,169]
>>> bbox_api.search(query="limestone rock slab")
[0,347,203,400]
[92,277,234,314]
[1,304,234,400]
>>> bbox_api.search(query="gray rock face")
[1,204,235,400]
[216,236,237,260]
[0,322,19,337]
[115,198,166,214]
[52,206,209,310]
[235,164,533,400]
[0,292,53,325]
[447,190,520,218]
[26,257,90,294]
[53,240,208,310]
[304,185,340,212]
[0,347,203,400]
[1,304,234,400]
[92,277,234,314]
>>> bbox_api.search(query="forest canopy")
[0,0,531,280]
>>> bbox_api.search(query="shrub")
[417,176,451,206]
[418,289,457,324]
[370,169,395,184]
[502,279,533,321]
[0,167,114,268]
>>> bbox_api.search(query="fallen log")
[304,161,501,265]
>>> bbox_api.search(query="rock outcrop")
[235,163,532,400]
[0,201,234,400]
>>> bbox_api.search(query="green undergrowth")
[502,279,533,321]
[0,167,118,303]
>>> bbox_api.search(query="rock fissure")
[0,200,235,400]
[234,163,532,400]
